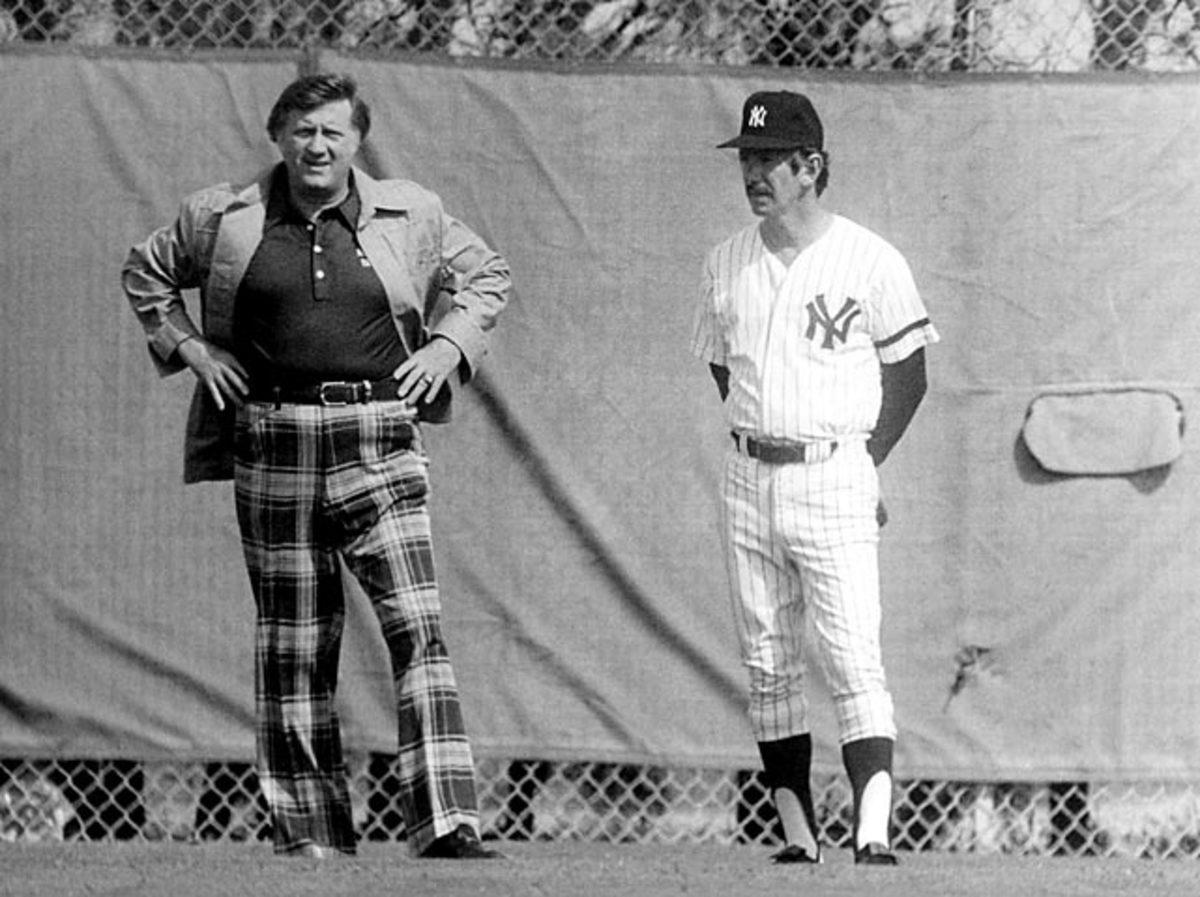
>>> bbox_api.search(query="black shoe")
[854,842,898,865]
[771,843,821,864]
[421,825,504,859]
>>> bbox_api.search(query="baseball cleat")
[771,844,822,864]
[286,843,335,859]
[854,842,898,865]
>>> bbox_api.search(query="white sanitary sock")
[856,771,893,848]
[773,788,817,853]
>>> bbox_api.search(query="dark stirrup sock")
[758,734,819,848]
[842,736,894,846]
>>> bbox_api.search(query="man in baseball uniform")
[692,90,937,866]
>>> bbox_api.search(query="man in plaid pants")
[122,73,510,859]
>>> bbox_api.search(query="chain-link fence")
[4,0,1197,866]
[1,1,1198,71]
[3,756,1200,858]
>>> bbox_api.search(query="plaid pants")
[233,400,480,855]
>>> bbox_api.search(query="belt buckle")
[318,381,355,406]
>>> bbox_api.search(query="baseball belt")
[731,432,839,465]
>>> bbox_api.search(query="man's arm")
[122,216,205,375]
[429,213,512,380]
[867,348,927,467]
[121,195,247,410]
[395,208,511,403]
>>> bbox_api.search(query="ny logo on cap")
[748,105,767,128]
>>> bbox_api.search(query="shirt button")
[313,244,323,254]
[315,270,326,280]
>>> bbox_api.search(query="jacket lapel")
[354,168,424,353]
[204,174,268,347]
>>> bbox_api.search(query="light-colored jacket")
[122,164,511,483]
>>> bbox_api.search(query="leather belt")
[249,379,405,406]
[731,432,838,464]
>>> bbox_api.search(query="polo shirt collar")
[264,163,362,229]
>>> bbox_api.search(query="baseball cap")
[717,91,824,150]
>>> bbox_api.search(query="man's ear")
[789,150,820,177]
[802,151,824,182]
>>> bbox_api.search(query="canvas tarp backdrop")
[2,48,1199,781]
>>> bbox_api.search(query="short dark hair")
[267,73,371,141]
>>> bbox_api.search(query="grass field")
[3,841,1200,897]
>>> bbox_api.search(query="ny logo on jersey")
[805,294,861,349]
[748,105,767,128]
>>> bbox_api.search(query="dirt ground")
[7,839,1200,897]
[3,841,1200,897]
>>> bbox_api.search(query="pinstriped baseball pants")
[234,401,480,856]
[720,439,897,745]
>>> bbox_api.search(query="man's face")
[739,148,807,217]
[275,99,361,201]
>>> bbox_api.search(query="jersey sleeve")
[690,250,727,366]
[867,243,939,364]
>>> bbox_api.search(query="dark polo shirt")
[233,170,410,386]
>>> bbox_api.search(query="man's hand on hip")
[393,337,462,404]
[177,336,248,411]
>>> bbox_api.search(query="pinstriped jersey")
[691,214,938,442]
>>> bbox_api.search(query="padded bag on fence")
[1022,388,1184,475]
